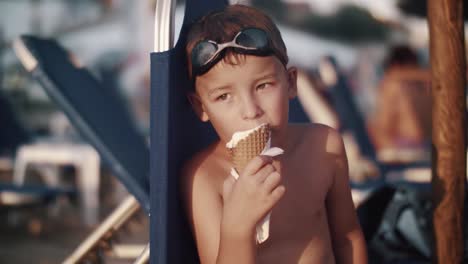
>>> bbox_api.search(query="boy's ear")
[287,67,298,99]
[187,93,210,122]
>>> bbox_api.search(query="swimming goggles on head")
[191,28,274,76]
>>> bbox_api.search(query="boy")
[181,5,367,264]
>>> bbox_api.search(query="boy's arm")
[325,129,368,264]
[181,162,256,264]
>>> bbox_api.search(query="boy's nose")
[241,96,263,120]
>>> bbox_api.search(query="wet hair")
[384,44,419,69]
[185,4,288,81]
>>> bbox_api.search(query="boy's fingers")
[263,171,282,193]
[267,185,286,206]
[255,164,275,184]
[243,155,272,176]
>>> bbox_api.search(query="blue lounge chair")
[14,36,149,208]
[14,34,149,263]
[150,1,226,262]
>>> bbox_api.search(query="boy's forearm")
[216,225,256,264]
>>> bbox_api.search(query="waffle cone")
[228,124,270,174]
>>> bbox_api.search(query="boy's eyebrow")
[207,86,230,96]
[255,73,276,81]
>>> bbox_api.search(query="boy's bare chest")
[269,156,333,238]
[256,157,336,263]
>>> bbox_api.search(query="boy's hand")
[221,155,285,239]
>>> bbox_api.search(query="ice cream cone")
[225,123,283,244]
[227,123,271,174]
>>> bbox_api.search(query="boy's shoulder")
[181,140,228,193]
[289,123,344,152]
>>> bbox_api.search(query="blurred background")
[0,0,464,263]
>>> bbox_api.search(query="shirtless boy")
[181,5,367,264]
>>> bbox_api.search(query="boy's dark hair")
[185,4,288,81]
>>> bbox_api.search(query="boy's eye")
[216,93,229,101]
[257,83,270,90]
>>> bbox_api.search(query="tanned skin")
[181,55,367,264]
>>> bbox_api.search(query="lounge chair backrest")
[15,36,150,212]
[289,97,311,123]
[150,1,227,263]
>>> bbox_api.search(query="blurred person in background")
[296,69,378,183]
[368,45,431,161]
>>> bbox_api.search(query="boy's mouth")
[226,123,270,149]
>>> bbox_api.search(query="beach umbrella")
[150,0,226,263]
[252,1,391,44]
[427,0,466,263]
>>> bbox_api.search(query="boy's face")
[190,55,297,144]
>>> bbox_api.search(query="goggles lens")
[235,28,268,49]
[191,28,272,76]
